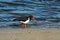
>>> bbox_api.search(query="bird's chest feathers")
[20,18,30,24]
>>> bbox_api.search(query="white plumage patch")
[20,18,30,24]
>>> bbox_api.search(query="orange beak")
[32,17,36,20]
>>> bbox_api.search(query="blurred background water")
[0,0,60,29]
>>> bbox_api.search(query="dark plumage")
[13,15,33,22]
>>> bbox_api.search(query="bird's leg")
[21,23,27,28]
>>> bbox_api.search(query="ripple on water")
[0,1,60,29]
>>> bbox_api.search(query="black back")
[13,15,33,22]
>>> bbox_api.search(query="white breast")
[20,18,30,24]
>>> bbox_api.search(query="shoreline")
[0,28,60,40]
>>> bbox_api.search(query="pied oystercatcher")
[13,15,36,28]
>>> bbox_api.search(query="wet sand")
[0,28,60,40]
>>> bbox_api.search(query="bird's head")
[27,15,36,20]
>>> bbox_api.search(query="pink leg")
[21,23,26,28]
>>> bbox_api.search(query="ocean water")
[0,0,60,29]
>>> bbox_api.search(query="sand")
[0,28,60,40]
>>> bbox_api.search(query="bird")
[13,15,36,28]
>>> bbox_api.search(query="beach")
[0,28,60,40]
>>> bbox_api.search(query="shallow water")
[0,0,60,29]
